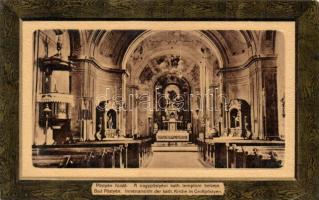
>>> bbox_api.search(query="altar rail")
[32,138,152,168]
[197,138,285,168]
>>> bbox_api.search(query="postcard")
[19,21,295,180]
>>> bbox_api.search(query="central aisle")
[146,152,206,168]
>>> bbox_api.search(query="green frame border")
[1,0,319,199]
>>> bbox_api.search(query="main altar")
[162,102,182,131]
[156,130,189,142]
[155,97,189,142]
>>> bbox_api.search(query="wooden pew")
[197,138,285,168]
[32,138,153,168]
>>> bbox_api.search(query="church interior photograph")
[32,29,285,169]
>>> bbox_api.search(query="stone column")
[205,62,210,135]
[128,86,139,136]
[199,60,206,138]
[250,58,278,140]
[219,71,227,136]
[258,62,264,139]
[120,73,127,137]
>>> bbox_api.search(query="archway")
[154,75,191,131]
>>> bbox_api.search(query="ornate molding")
[70,57,126,74]
[218,55,277,74]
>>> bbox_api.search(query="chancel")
[32,29,285,168]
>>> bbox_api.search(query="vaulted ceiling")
[68,29,274,70]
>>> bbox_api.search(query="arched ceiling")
[122,30,223,88]
[67,30,143,66]
[68,30,274,72]
[218,30,248,55]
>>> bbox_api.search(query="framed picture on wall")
[1,0,319,199]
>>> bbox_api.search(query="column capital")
[127,85,139,90]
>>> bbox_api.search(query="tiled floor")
[146,152,205,168]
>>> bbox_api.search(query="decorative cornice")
[127,85,139,90]
[217,55,276,74]
[70,57,126,74]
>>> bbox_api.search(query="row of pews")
[197,138,285,168]
[32,138,153,168]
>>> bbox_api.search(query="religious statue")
[192,110,200,142]
[107,112,113,129]
[167,90,177,101]
[232,113,240,127]
[46,127,55,145]
[94,117,103,141]
[243,116,252,140]
[154,122,158,133]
